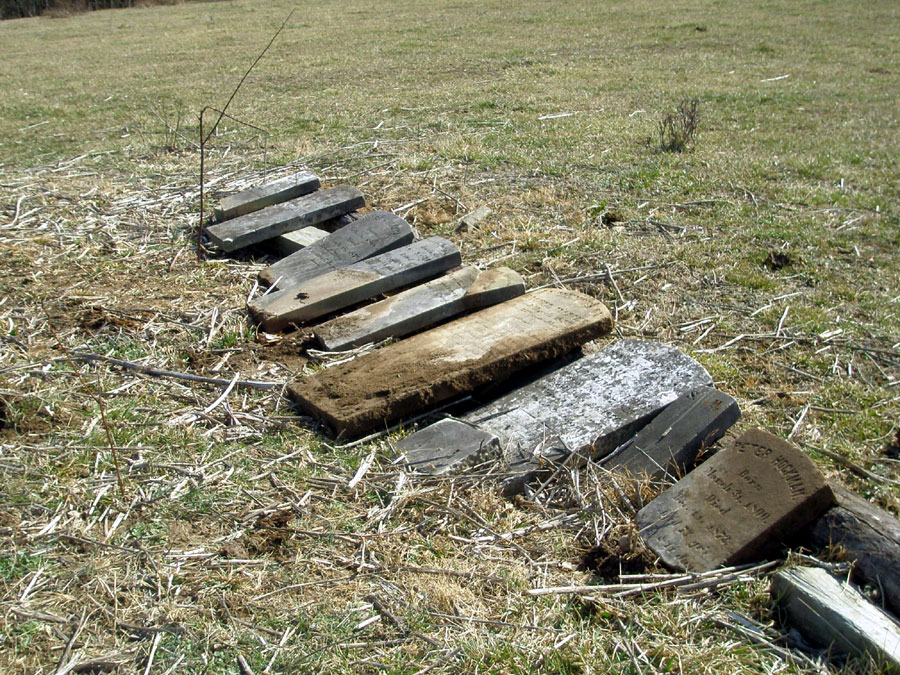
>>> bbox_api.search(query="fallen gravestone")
[287,288,613,438]
[313,266,525,351]
[397,418,502,475]
[260,210,413,289]
[460,339,713,492]
[804,484,900,617]
[772,566,900,669]
[214,170,320,221]
[205,185,365,252]
[249,237,461,332]
[602,386,741,484]
[637,429,834,572]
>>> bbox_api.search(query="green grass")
[0,0,898,672]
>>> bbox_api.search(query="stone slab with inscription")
[397,418,502,475]
[461,339,713,493]
[313,266,525,351]
[205,185,365,252]
[287,288,613,438]
[214,170,321,221]
[637,429,834,572]
[260,210,413,289]
[602,386,741,484]
[249,237,461,332]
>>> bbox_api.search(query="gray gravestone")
[602,386,741,484]
[398,418,502,475]
[461,339,713,493]
[205,185,364,252]
[259,210,413,289]
[214,170,320,221]
[249,237,461,332]
[313,266,525,351]
[287,288,613,438]
[637,429,834,572]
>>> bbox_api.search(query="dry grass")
[1,0,898,672]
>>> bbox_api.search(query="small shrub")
[657,98,700,153]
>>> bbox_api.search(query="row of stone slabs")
[207,170,900,663]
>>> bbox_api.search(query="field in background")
[1,0,898,672]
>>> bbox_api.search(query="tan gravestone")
[287,288,613,438]
[637,429,834,572]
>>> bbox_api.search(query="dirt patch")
[763,250,795,271]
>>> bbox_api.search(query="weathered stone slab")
[287,288,613,438]
[804,485,900,617]
[398,419,502,475]
[602,386,741,483]
[313,266,525,351]
[249,237,461,332]
[205,185,364,252]
[772,566,900,669]
[214,170,321,221]
[461,339,713,493]
[637,429,834,572]
[259,210,413,289]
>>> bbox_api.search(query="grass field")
[1,0,899,672]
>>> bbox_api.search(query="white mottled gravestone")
[249,237,461,332]
[313,266,524,351]
[462,339,713,492]
[214,170,321,221]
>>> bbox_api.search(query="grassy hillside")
[1,0,898,672]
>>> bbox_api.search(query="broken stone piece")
[313,266,525,351]
[398,418,501,475]
[271,226,329,254]
[772,566,900,669]
[461,339,713,493]
[637,429,834,572]
[259,210,413,289]
[249,237,461,332]
[214,170,320,221]
[287,288,613,438]
[205,185,364,252]
[457,205,491,231]
[602,386,741,484]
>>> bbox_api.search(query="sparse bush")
[657,98,700,153]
